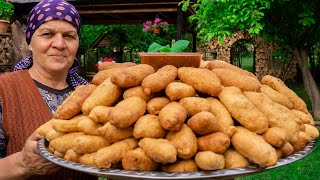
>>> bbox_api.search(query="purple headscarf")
[14,0,88,89]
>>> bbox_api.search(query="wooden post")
[192,32,197,52]
[176,7,182,40]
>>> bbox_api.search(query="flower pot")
[0,20,9,33]
[139,52,203,71]
[153,27,160,34]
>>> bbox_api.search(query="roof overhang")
[12,0,196,25]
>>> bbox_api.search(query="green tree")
[80,24,190,63]
[181,0,320,120]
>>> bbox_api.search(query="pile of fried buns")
[37,60,319,172]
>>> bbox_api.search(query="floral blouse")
[0,80,73,157]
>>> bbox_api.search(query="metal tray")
[38,138,317,180]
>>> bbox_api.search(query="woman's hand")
[15,131,61,176]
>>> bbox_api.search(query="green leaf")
[148,42,163,52]
[159,45,172,52]
[171,40,190,52]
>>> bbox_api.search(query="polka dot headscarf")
[25,0,81,44]
[14,0,88,89]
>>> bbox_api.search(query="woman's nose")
[52,34,66,49]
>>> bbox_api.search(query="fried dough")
[218,87,268,134]
[178,67,221,97]
[231,127,278,167]
[261,75,308,113]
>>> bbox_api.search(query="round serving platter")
[38,138,317,180]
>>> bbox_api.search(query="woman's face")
[29,19,79,74]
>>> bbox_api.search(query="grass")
[237,138,320,180]
[241,55,254,73]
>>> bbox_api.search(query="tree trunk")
[293,47,320,121]
[11,20,30,67]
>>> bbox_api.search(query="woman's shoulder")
[0,70,29,80]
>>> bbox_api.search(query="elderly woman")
[0,0,97,179]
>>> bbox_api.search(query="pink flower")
[143,25,150,32]
[143,17,169,33]
[162,21,168,26]
[154,18,161,23]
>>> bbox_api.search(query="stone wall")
[199,31,297,81]
[0,34,13,73]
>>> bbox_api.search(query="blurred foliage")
[80,24,194,64]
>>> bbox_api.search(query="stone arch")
[201,30,298,81]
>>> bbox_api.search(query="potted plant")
[139,40,203,70]
[143,17,169,34]
[0,0,14,33]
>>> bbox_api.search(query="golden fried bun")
[291,110,313,124]
[165,82,196,101]
[37,119,53,137]
[166,124,197,159]
[72,135,110,155]
[179,97,211,116]
[206,97,236,137]
[138,138,177,164]
[52,114,86,133]
[109,97,147,128]
[261,75,308,113]
[261,85,293,109]
[195,151,225,170]
[161,159,198,172]
[178,67,221,97]
[205,60,257,79]
[212,68,261,92]
[111,64,155,88]
[290,131,309,152]
[91,68,122,86]
[88,106,111,124]
[53,150,64,158]
[54,84,96,119]
[224,148,250,169]
[159,102,187,131]
[243,91,300,141]
[218,87,268,134]
[187,111,219,135]
[122,148,158,171]
[197,132,230,154]
[147,97,171,115]
[64,149,81,162]
[79,152,96,167]
[49,132,84,153]
[45,128,65,142]
[77,116,102,136]
[82,77,122,115]
[123,86,159,102]
[263,127,289,147]
[303,124,319,141]
[98,61,136,71]
[98,122,133,143]
[199,60,210,69]
[94,138,138,168]
[231,127,278,167]
[278,142,294,157]
[133,114,167,139]
[142,65,178,95]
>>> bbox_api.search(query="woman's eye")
[41,32,52,37]
[65,35,75,39]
